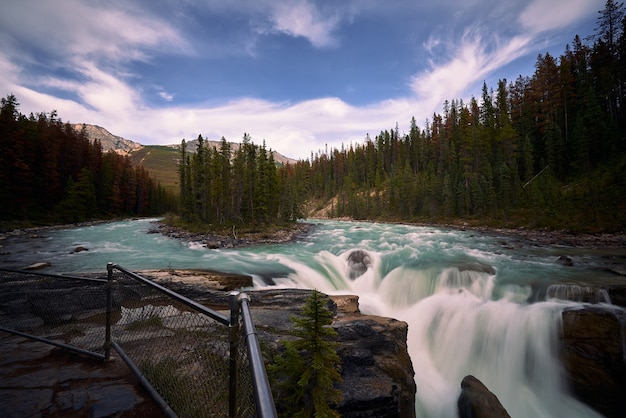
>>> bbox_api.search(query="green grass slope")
[129,146,180,192]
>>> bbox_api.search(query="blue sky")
[0,0,600,160]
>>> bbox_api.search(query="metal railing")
[0,265,277,418]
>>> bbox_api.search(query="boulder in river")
[457,375,511,418]
[347,250,372,279]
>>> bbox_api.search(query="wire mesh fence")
[109,266,257,418]
[0,269,109,358]
[0,266,271,418]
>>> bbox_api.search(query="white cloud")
[520,0,598,34]
[159,91,175,101]
[410,28,532,113]
[0,0,188,63]
[270,1,340,48]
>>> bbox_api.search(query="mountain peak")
[72,124,143,156]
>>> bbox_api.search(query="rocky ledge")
[560,304,626,418]
[247,290,416,418]
[142,274,417,418]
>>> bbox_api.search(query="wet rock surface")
[334,315,416,418]
[560,305,626,418]
[457,375,511,418]
[0,335,164,418]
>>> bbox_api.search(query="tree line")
[285,0,626,231]
[0,95,175,224]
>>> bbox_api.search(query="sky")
[0,0,601,160]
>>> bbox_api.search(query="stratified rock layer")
[560,305,626,418]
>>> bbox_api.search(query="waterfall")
[546,284,612,304]
[273,247,604,418]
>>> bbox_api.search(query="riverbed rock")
[330,294,360,314]
[347,250,372,279]
[532,282,626,308]
[139,269,252,291]
[607,264,626,276]
[557,255,573,266]
[457,375,511,418]
[560,305,626,418]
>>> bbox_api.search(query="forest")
[2,1,625,232]
[177,134,306,227]
[0,96,176,224]
[178,1,626,232]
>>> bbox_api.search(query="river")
[2,218,624,417]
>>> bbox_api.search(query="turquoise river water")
[3,218,624,417]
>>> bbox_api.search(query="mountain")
[72,124,144,155]
[72,123,298,190]
[172,138,297,166]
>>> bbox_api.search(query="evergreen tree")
[269,290,342,418]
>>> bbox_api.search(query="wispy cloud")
[0,1,188,63]
[159,91,175,102]
[411,28,532,110]
[520,0,598,34]
[269,0,342,48]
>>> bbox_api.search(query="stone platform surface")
[0,334,165,418]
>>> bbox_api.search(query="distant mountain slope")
[73,123,298,190]
[128,146,181,191]
[169,138,298,166]
[72,124,143,155]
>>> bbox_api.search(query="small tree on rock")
[269,289,343,418]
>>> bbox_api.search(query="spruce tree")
[269,290,342,418]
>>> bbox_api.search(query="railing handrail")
[0,267,107,284]
[107,263,229,325]
[238,293,278,418]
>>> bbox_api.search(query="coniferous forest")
[0,96,176,224]
[2,1,626,232]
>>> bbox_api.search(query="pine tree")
[269,290,342,418]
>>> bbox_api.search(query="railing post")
[229,291,241,418]
[104,262,114,360]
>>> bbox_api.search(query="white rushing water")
[3,218,619,417]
